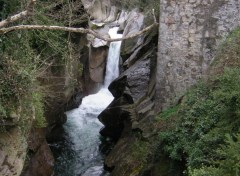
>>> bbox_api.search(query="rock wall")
[155,0,240,111]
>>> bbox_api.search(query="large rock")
[99,57,151,139]
[99,95,131,140]
[89,46,108,83]
[99,31,157,139]
[0,128,27,176]
[22,128,54,176]
[121,9,145,54]
[81,0,117,22]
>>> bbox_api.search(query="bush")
[189,133,240,176]
[156,26,240,174]
[159,68,240,172]
[32,92,47,128]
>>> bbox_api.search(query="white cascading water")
[104,27,122,88]
[54,27,122,176]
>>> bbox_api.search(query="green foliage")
[0,0,21,19]
[32,92,47,128]
[0,31,37,119]
[157,105,179,120]
[159,68,240,172]
[132,139,150,165]
[189,133,240,176]
[0,0,75,132]
[211,27,240,75]
[154,27,240,175]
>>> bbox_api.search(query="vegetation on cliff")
[156,28,240,175]
[0,0,84,132]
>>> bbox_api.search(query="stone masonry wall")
[156,0,240,111]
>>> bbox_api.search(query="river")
[52,27,122,176]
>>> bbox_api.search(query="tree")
[0,0,158,41]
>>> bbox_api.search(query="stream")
[52,27,122,176]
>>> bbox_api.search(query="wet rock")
[46,124,65,143]
[89,46,108,83]
[99,96,130,140]
[22,128,54,176]
[64,91,83,112]
[81,45,102,94]
[99,51,154,141]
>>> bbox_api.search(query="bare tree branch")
[0,0,37,28]
[152,9,157,23]
[0,23,158,42]
[0,0,158,41]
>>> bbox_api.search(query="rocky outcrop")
[99,35,157,138]
[121,10,145,54]
[22,128,54,176]
[42,34,86,142]
[80,0,151,94]
[155,0,240,111]
[89,46,108,83]
[99,29,158,175]
[81,0,117,22]
[0,128,27,176]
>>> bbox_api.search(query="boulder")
[22,128,54,176]
[122,10,145,54]
[99,55,152,140]
[89,46,108,83]
[0,128,27,176]
[99,96,130,140]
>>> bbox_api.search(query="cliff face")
[155,0,240,111]
[81,0,240,175]
[0,1,86,175]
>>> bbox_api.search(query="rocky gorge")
[0,0,240,176]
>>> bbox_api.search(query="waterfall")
[53,27,122,176]
[104,27,123,88]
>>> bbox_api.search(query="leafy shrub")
[32,92,47,128]
[189,133,240,176]
[157,105,179,120]
[156,26,240,174]
[159,68,240,172]
[132,139,150,165]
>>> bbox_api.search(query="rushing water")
[53,27,122,176]
[104,27,122,88]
